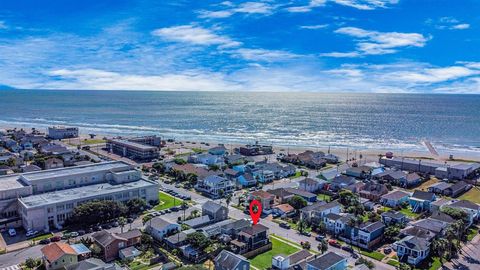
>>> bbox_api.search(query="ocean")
[1,90,480,154]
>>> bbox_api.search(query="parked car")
[300,231,311,237]
[127,218,134,223]
[315,235,325,241]
[8,228,16,237]
[103,224,112,229]
[50,236,61,242]
[78,230,86,236]
[384,247,392,254]
[328,239,341,247]
[39,239,51,245]
[279,223,291,229]
[94,226,102,231]
[341,246,354,253]
[112,222,119,227]
[352,252,359,259]
[70,232,79,237]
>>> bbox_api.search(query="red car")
[328,239,341,247]
[50,236,61,242]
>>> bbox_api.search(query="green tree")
[397,263,412,270]
[384,225,401,242]
[118,216,127,233]
[208,164,220,171]
[25,258,39,269]
[66,200,127,227]
[225,194,232,208]
[187,232,211,249]
[317,239,328,254]
[432,238,450,262]
[152,162,165,173]
[297,219,307,233]
[289,195,307,209]
[126,198,147,213]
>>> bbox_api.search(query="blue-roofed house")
[410,191,436,213]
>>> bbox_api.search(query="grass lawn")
[387,259,400,267]
[414,177,439,191]
[359,250,386,261]
[291,171,303,179]
[467,226,478,241]
[31,232,53,242]
[459,188,480,204]
[414,257,442,270]
[154,191,182,211]
[317,194,331,201]
[399,207,421,219]
[250,237,301,269]
[82,139,106,145]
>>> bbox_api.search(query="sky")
[0,0,480,93]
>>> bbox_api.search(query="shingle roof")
[148,217,176,229]
[183,215,212,228]
[412,190,435,201]
[307,252,346,270]
[396,235,430,251]
[450,199,480,211]
[381,190,410,201]
[285,188,316,198]
[325,213,342,221]
[117,229,142,240]
[41,242,77,263]
[251,190,274,199]
[381,210,405,219]
[240,224,269,236]
[447,181,469,193]
[91,230,126,247]
[359,221,385,233]
[288,249,313,265]
[428,182,452,190]
[274,203,295,213]
[203,200,225,213]
[215,250,248,270]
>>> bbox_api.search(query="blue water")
[1,90,480,153]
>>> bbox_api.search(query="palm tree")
[181,201,188,221]
[118,217,127,233]
[225,194,232,208]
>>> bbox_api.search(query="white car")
[8,228,16,237]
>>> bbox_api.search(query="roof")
[396,235,430,251]
[240,224,269,236]
[428,182,452,190]
[148,217,177,229]
[285,188,316,198]
[449,200,480,211]
[400,226,436,240]
[224,168,240,176]
[388,170,407,180]
[66,258,114,270]
[307,251,346,270]
[299,178,322,186]
[381,210,405,219]
[251,190,274,199]
[117,229,142,240]
[119,246,140,257]
[381,190,410,201]
[183,215,212,228]
[411,218,447,234]
[359,221,385,233]
[41,242,77,263]
[108,139,157,151]
[215,250,248,270]
[325,213,342,221]
[288,249,313,265]
[429,211,455,223]
[411,190,435,201]
[203,200,225,213]
[92,230,126,247]
[274,203,295,213]
[447,181,469,192]
[301,201,340,213]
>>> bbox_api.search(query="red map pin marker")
[249,199,262,225]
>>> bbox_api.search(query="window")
[66,203,74,209]
[56,205,65,211]
[47,207,53,214]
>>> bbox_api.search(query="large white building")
[47,126,79,140]
[0,161,158,231]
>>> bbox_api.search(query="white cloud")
[299,24,329,30]
[451,23,470,30]
[0,21,6,29]
[287,0,398,12]
[151,25,241,48]
[323,27,429,57]
[199,2,275,18]
[232,48,299,62]
[427,17,471,30]
[385,66,478,83]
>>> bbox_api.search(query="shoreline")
[2,123,480,163]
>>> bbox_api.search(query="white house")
[145,217,180,241]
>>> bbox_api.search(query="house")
[427,182,452,195]
[301,201,342,223]
[381,211,407,226]
[306,251,347,270]
[375,170,407,185]
[203,200,229,222]
[345,166,371,179]
[225,154,252,165]
[285,188,317,203]
[344,182,365,193]
[170,163,220,180]
[324,213,353,236]
[410,218,448,236]
[272,249,313,270]
[224,168,242,181]
[281,150,327,169]
[91,230,128,262]
[249,190,275,213]
[183,215,212,229]
[209,145,227,156]
[400,226,436,242]
[41,242,78,270]
[268,188,296,204]
[195,175,235,198]
[344,221,385,250]
[215,250,250,270]
[402,173,422,188]
[394,236,431,266]
[236,173,256,187]
[117,229,142,247]
[164,229,196,249]
[358,183,389,201]
[239,143,273,156]
[119,246,141,260]
[272,204,295,218]
[409,191,436,213]
[70,243,91,260]
[445,200,480,226]
[298,178,326,193]
[45,157,64,170]
[330,175,356,191]
[21,164,42,173]
[146,217,180,240]
[40,144,70,155]
[380,190,410,207]
[188,153,224,166]
[66,258,122,270]
[444,181,471,198]
[230,224,271,256]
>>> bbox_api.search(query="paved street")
[444,234,480,270]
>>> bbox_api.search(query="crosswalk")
[0,265,20,270]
